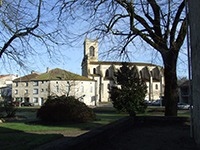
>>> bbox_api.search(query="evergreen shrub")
[37,96,96,122]
[110,62,147,115]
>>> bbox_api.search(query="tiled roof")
[32,68,94,81]
[13,73,40,82]
[0,74,12,79]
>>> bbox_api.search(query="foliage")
[3,102,17,117]
[37,95,96,122]
[110,62,147,114]
[0,87,12,102]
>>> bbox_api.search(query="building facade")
[12,68,98,106]
[0,74,18,101]
[82,37,165,102]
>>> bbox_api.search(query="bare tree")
[54,0,187,116]
[0,0,66,71]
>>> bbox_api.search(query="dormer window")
[89,46,95,57]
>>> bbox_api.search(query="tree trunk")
[162,50,179,116]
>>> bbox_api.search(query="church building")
[82,37,165,102]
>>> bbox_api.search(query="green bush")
[37,96,96,122]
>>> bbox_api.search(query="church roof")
[90,61,162,67]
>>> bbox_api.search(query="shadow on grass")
[0,126,63,150]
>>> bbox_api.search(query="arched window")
[105,69,109,77]
[89,46,95,56]
[93,68,96,74]
[155,84,158,90]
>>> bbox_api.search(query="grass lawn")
[0,106,190,150]
[136,107,191,117]
[0,107,127,150]
[0,107,128,150]
[0,111,128,133]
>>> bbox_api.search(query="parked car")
[145,100,151,104]
[21,102,34,106]
[12,102,20,106]
[152,100,163,106]
[177,102,190,110]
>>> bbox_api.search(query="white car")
[177,103,190,110]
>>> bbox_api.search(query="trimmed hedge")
[37,96,96,122]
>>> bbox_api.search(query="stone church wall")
[189,1,200,147]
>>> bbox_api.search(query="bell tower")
[82,37,99,77]
[83,37,99,62]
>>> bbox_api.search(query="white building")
[82,37,165,102]
[12,68,98,106]
[0,74,18,101]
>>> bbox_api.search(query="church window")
[89,46,95,56]
[105,69,109,77]
[93,68,96,74]
[155,84,158,90]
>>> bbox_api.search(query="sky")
[0,0,189,79]
[0,37,189,79]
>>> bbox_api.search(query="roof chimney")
[47,67,49,73]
